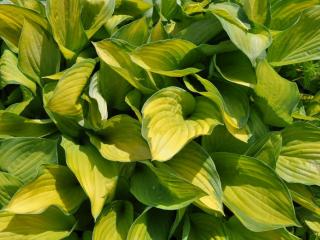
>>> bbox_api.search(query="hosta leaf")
[242,0,270,25]
[4,87,33,115]
[61,137,120,219]
[214,51,257,88]
[166,142,223,214]
[47,0,88,60]
[276,122,320,186]
[88,114,151,162]
[268,6,320,66]
[93,201,133,240]
[0,111,56,138]
[17,0,46,16]
[184,74,250,137]
[130,163,205,210]
[98,62,133,111]
[5,165,85,214]
[158,0,181,19]
[270,0,319,30]
[84,72,108,130]
[130,39,201,77]
[288,183,320,215]
[127,208,175,240]
[0,172,23,207]
[202,125,249,154]
[297,208,320,236]
[254,60,300,127]
[125,89,142,122]
[0,206,76,240]
[150,20,168,42]
[43,82,84,138]
[0,138,58,183]
[104,15,133,34]
[169,208,186,238]
[81,0,115,39]
[213,152,299,232]
[246,132,282,167]
[115,0,152,17]
[0,4,48,51]
[210,3,272,64]
[112,17,149,46]
[0,49,36,93]
[227,216,300,240]
[46,59,96,117]
[141,86,222,161]
[246,106,269,141]
[174,14,222,45]
[183,213,230,240]
[18,19,60,85]
[93,39,155,94]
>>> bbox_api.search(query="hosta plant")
[0,0,320,239]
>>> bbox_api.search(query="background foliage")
[0,0,320,239]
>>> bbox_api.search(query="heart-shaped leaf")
[142,86,222,161]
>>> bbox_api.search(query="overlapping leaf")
[141,86,222,161]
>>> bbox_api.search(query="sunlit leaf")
[142,86,222,161]
[61,137,120,219]
[130,39,201,77]
[210,2,272,64]
[47,0,88,60]
[112,17,149,46]
[89,114,151,162]
[166,142,223,214]
[0,49,36,93]
[0,4,48,51]
[81,0,115,39]
[5,165,86,214]
[93,201,133,240]
[213,152,299,232]
[268,6,320,66]
[254,59,300,127]
[0,207,76,240]
[46,59,96,117]
[94,39,155,94]
[277,122,320,186]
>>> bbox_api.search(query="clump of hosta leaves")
[0,0,320,240]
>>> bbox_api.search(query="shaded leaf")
[130,162,205,210]
[0,137,58,183]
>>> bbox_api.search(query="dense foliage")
[0,0,320,239]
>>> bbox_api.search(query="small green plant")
[0,0,320,239]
